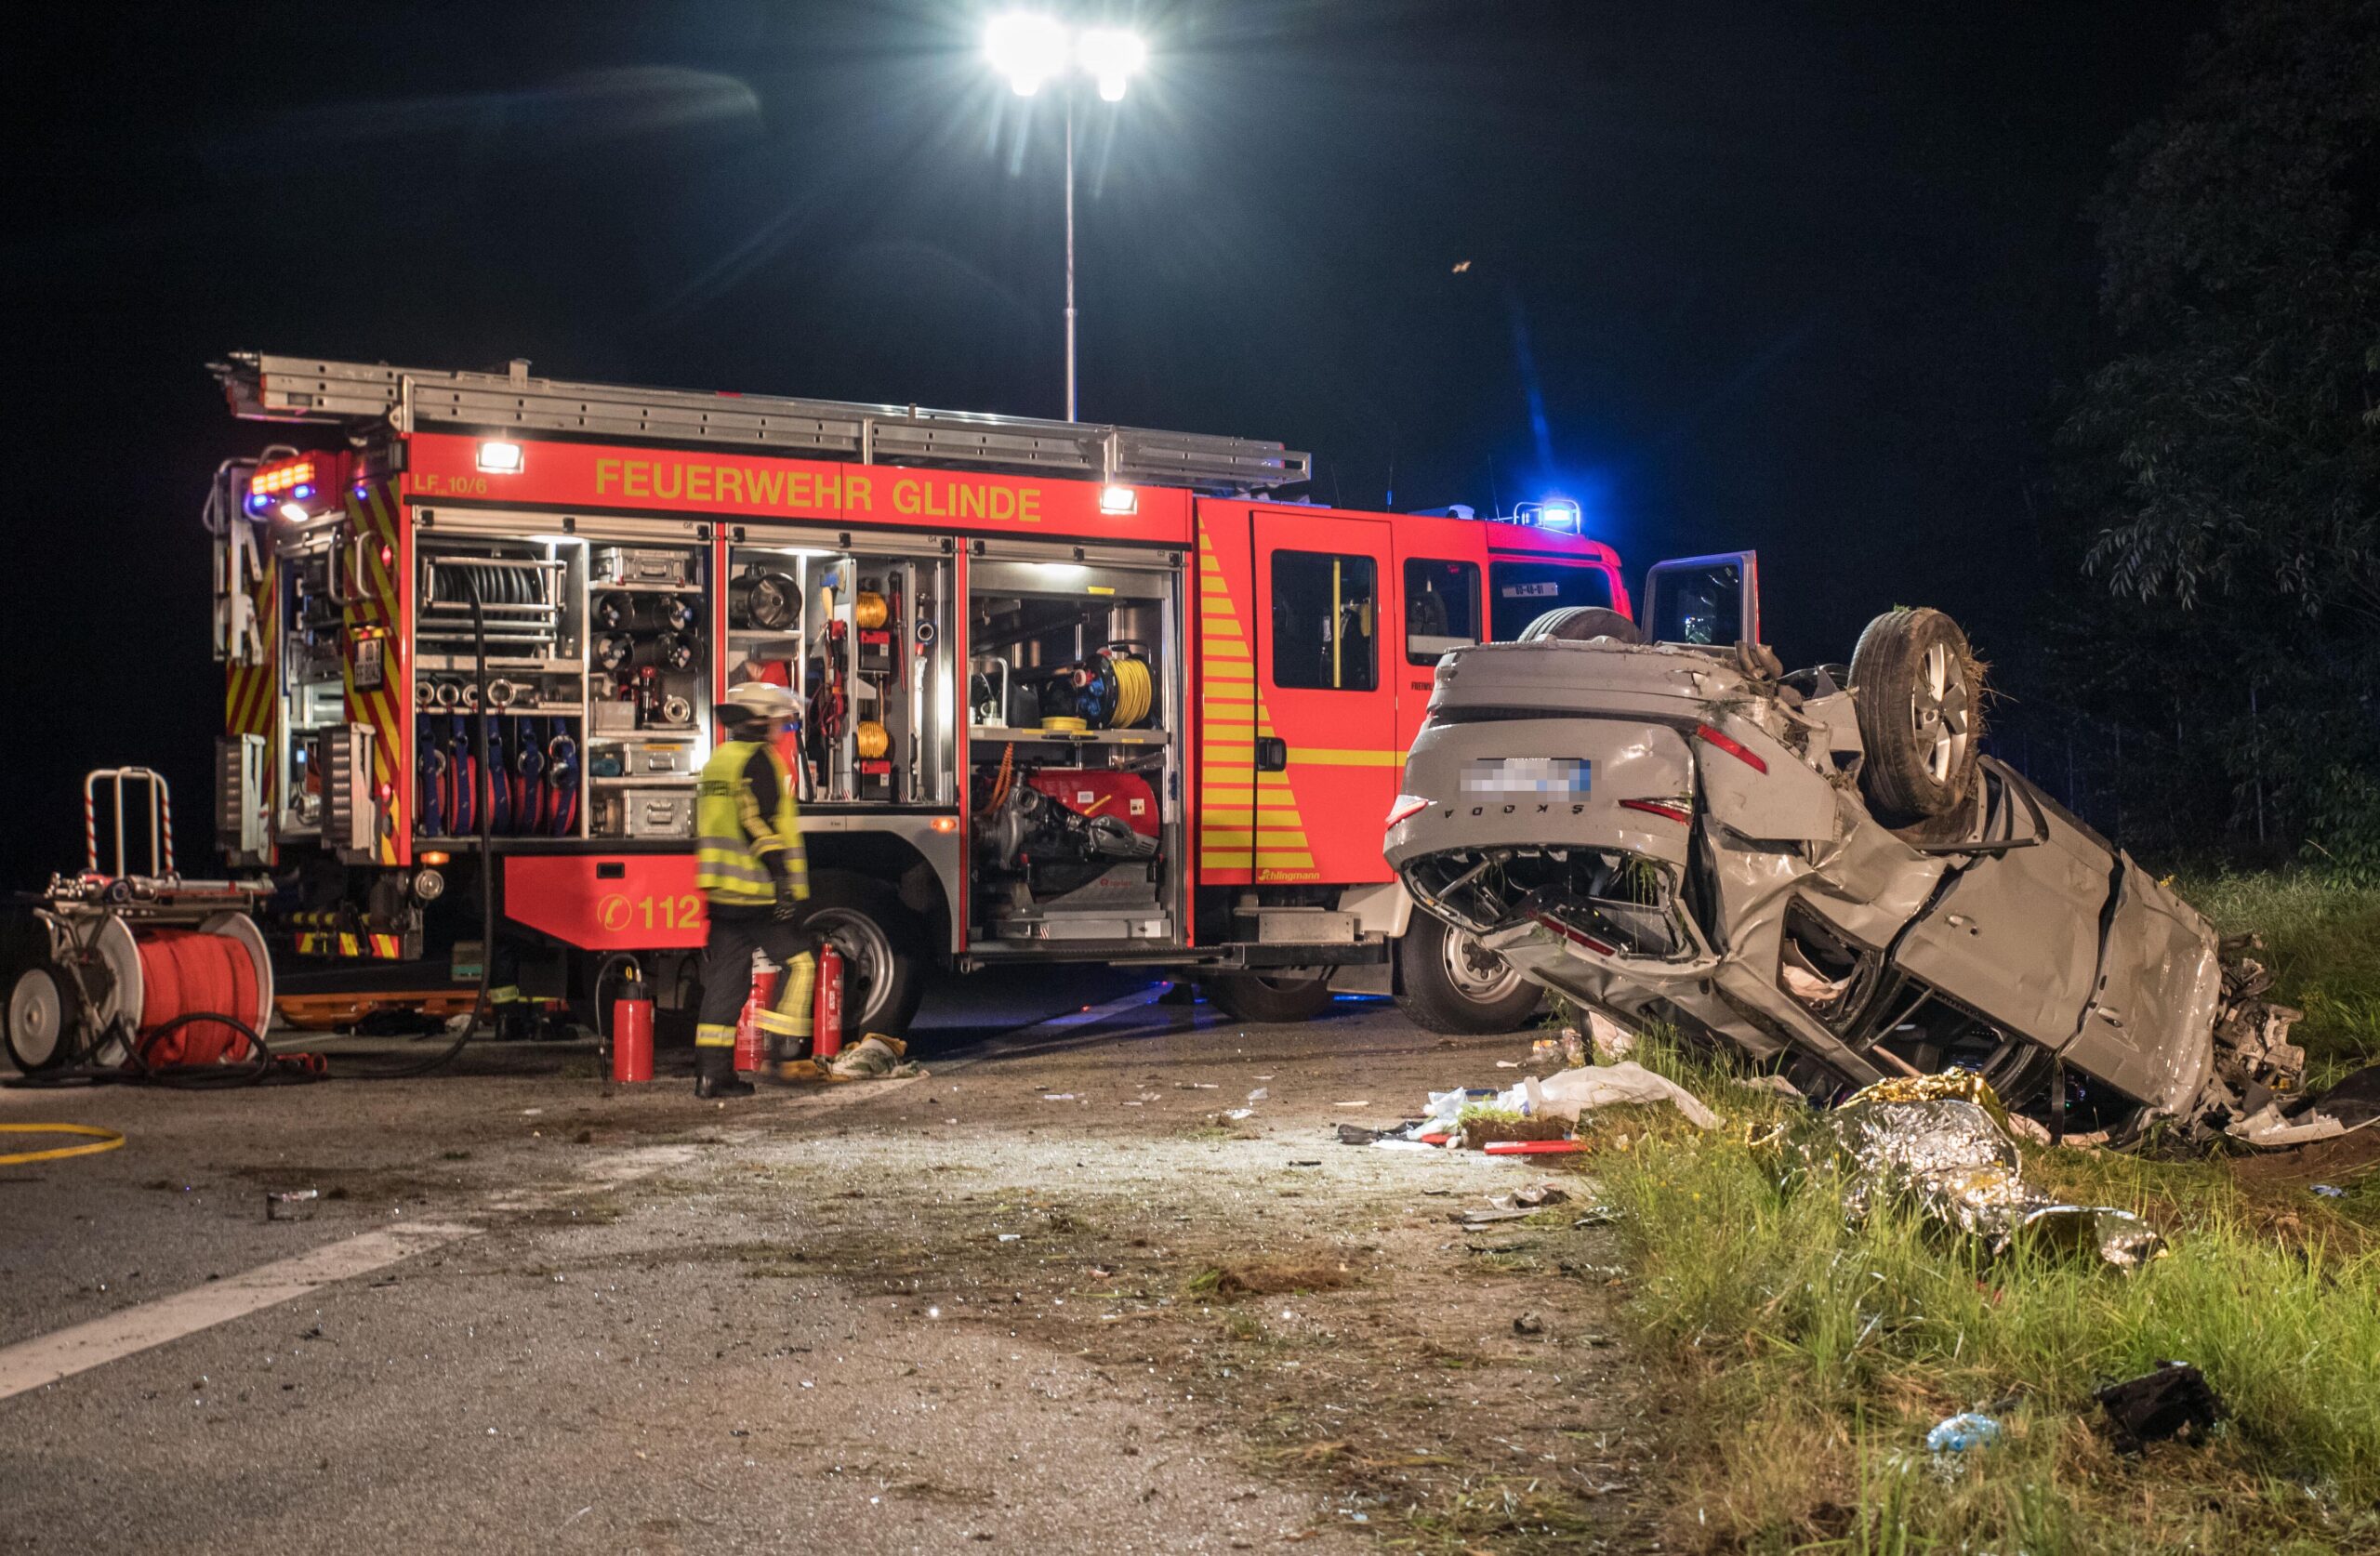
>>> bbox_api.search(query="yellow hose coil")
[0,1123,126,1167]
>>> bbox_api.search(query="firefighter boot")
[694,1046,755,1100]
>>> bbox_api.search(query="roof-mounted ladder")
[212,352,1311,496]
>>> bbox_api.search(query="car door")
[1250,510,1397,884]
[1889,764,2113,1048]
[1642,551,1760,645]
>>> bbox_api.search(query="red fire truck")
[205,354,1628,1036]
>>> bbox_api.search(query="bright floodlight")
[987,11,1070,96]
[1076,27,1146,101]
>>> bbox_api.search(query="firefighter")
[692,681,818,1098]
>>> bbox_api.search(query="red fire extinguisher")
[734,951,777,1075]
[813,942,845,1061]
[611,962,654,1085]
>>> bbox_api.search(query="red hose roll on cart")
[3,770,278,1078]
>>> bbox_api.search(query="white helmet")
[720,680,798,723]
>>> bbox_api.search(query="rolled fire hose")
[483,712,512,836]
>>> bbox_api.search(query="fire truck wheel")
[5,961,83,1074]
[1394,912,1542,1034]
[1204,968,1335,1024]
[805,872,926,1036]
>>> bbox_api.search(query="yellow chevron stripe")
[1294,748,1407,767]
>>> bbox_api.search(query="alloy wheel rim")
[1911,641,1973,785]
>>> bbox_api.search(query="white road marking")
[0,1220,475,1402]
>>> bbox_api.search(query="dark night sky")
[3,1,2205,886]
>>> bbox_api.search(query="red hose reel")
[133,930,264,1064]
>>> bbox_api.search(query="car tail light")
[1693,722,1767,774]
[1532,912,1617,956]
[1386,793,1432,827]
[1620,798,1691,824]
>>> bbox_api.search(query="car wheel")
[1849,607,1982,823]
[6,962,83,1074]
[1520,606,1643,644]
[805,871,927,1036]
[1395,912,1542,1034]
[1204,968,1336,1024]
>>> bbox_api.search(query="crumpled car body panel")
[1385,638,2228,1117]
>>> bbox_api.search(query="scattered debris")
[1484,1140,1584,1155]
[1924,1411,2003,1462]
[1041,1093,1078,1101]
[1585,1014,1631,1063]
[1572,1207,1620,1228]
[1529,1062,1720,1129]
[1222,1108,1256,1121]
[264,1189,318,1222]
[2310,1183,2347,1199]
[1246,1088,1269,1101]
[2096,1363,2223,1451]
[1513,1312,1546,1336]
[1456,1107,1571,1151]
[2226,1100,2357,1149]
[1756,1072,2166,1269]
[1505,1182,1570,1208]
[829,1033,908,1081]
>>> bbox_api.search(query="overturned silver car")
[1384,553,2294,1127]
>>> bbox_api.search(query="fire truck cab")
[207,354,1628,1036]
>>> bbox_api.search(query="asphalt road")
[2,977,1658,1553]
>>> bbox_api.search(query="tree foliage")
[2056,0,2380,869]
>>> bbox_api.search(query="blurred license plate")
[1461,757,1591,796]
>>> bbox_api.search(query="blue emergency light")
[1509,496,1583,534]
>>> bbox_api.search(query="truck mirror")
[1643,551,1760,648]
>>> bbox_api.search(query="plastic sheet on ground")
[1753,1071,2166,1269]
[1527,1062,1721,1129]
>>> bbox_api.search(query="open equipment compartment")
[770,537,953,807]
[583,542,709,840]
[964,547,1180,948]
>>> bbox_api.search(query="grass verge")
[1589,1035,2380,1552]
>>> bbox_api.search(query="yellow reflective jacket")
[694,741,808,908]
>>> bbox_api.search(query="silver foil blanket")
[1757,1073,2166,1270]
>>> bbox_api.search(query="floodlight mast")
[987,14,1144,422]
